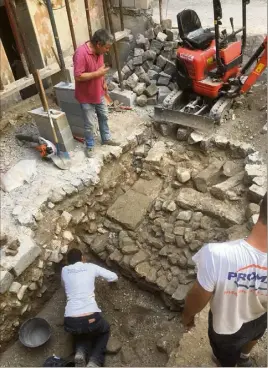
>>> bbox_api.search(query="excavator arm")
[240,36,267,94]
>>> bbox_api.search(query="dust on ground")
[0,266,183,367]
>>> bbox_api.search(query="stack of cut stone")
[110,20,180,107]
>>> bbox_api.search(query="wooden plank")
[0,56,73,100]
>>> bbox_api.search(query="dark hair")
[67,248,82,265]
[259,193,267,225]
[91,29,114,46]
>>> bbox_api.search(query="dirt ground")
[0,260,183,367]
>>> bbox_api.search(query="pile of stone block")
[109,20,179,107]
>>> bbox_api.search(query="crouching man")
[182,193,267,367]
[61,248,118,367]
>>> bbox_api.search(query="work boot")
[102,139,120,146]
[74,349,86,367]
[85,147,94,158]
[236,356,253,367]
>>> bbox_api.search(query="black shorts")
[208,310,267,367]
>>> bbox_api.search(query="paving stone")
[144,84,158,97]
[91,234,109,254]
[143,50,157,62]
[134,48,145,57]
[245,152,263,165]
[147,96,158,105]
[156,55,168,69]
[177,188,245,225]
[157,76,171,86]
[157,31,168,42]
[166,29,174,41]
[158,86,170,103]
[133,56,143,66]
[136,33,146,48]
[162,19,172,30]
[148,70,159,80]
[172,284,191,303]
[248,184,266,203]
[145,28,155,40]
[125,73,139,89]
[127,59,135,71]
[0,270,14,294]
[193,160,224,193]
[139,73,151,85]
[223,161,245,177]
[130,250,149,267]
[107,190,152,230]
[162,200,177,212]
[142,60,153,72]
[136,94,148,107]
[17,285,28,301]
[150,39,164,54]
[109,249,123,263]
[135,261,157,283]
[156,275,168,290]
[164,60,176,76]
[151,65,162,73]
[177,210,192,222]
[245,164,266,183]
[121,65,132,79]
[144,141,166,166]
[176,167,191,183]
[153,24,162,36]
[133,82,147,96]
[246,203,260,220]
[211,171,245,200]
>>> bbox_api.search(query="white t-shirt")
[193,239,267,335]
[61,262,118,317]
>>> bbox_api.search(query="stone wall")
[0,121,266,348]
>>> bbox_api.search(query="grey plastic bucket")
[19,317,51,348]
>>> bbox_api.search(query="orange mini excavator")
[154,0,267,130]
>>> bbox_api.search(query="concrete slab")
[107,189,152,230]
[109,88,137,107]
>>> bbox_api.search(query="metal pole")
[84,0,92,39]
[159,0,163,26]
[45,0,71,82]
[65,0,77,50]
[5,0,30,78]
[9,1,48,110]
[106,0,124,91]
[118,0,124,31]
[102,0,109,30]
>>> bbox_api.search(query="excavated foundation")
[0,120,266,366]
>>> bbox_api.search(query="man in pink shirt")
[73,29,118,157]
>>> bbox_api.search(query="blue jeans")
[81,96,111,148]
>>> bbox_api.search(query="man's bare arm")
[182,280,213,327]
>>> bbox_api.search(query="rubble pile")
[110,20,179,107]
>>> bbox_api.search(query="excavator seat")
[177,9,215,50]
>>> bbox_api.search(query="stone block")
[133,56,143,66]
[193,160,224,193]
[142,61,153,72]
[127,59,135,71]
[166,29,174,41]
[157,32,168,43]
[176,167,191,183]
[211,171,244,200]
[121,65,132,79]
[136,33,146,49]
[150,39,164,54]
[133,82,146,96]
[164,60,176,76]
[148,70,159,80]
[143,50,157,62]
[145,28,155,40]
[158,86,170,103]
[246,203,260,220]
[248,184,266,203]
[156,55,168,69]
[154,24,162,36]
[0,235,41,277]
[144,141,166,166]
[134,48,144,57]
[177,188,245,225]
[107,189,152,230]
[136,95,147,107]
[145,84,158,97]
[245,164,266,183]
[135,66,146,77]
[162,19,172,30]
[147,96,158,105]
[109,88,137,107]
[157,75,171,86]
[139,73,151,85]
[30,107,75,153]
[0,270,14,294]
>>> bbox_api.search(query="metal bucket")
[19,317,51,348]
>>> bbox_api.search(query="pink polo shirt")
[73,43,104,104]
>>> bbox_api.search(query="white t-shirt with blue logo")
[61,262,118,317]
[193,239,267,335]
